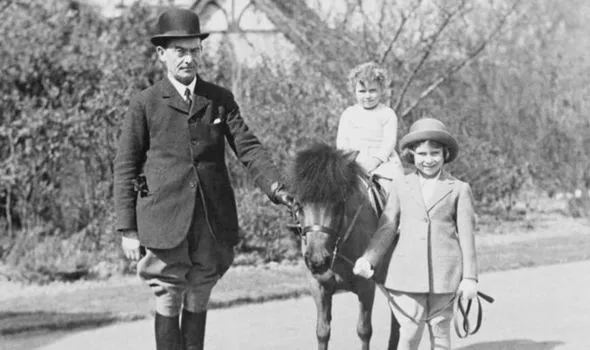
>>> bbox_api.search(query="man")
[113,8,293,350]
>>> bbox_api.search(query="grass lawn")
[0,213,588,336]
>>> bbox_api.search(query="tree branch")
[253,0,367,97]
[0,0,13,14]
[378,0,422,65]
[393,0,466,113]
[400,0,520,119]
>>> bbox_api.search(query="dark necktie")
[184,87,192,108]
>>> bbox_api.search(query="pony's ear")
[343,150,360,163]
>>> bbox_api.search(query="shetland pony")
[287,143,399,350]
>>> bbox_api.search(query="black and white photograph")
[1,0,589,349]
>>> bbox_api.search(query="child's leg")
[426,293,454,350]
[387,290,427,350]
[374,157,404,198]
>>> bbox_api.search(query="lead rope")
[333,248,494,333]
[330,203,365,270]
[454,290,495,338]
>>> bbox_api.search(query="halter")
[288,189,494,338]
[291,201,366,270]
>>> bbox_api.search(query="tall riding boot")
[155,313,182,350]
[181,309,207,350]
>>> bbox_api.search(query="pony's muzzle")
[305,252,331,274]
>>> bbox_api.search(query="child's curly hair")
[347,61,389,93]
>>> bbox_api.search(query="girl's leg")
[387,291,427,350]
[426,293,454,350]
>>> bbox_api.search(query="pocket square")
[213,118,223,125]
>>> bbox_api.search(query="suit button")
[191,140,198,145]
[189,182,197,188]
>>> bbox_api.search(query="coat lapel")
[189,94,210,117]
[160,77,211,117]
[190,78,212,119]
[405,172,428,213]
[160,78,189,114]
[425,171,455,213]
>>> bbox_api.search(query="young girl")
[336,62,403,194]
[353,118,479,350]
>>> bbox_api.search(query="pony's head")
[288,143,366,279]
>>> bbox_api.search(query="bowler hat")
[150,8,209,46]
[399,118,459,163]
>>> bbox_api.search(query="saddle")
[363,174,388,217]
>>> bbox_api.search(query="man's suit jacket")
[114,76,281,249]
[364,170,477,293]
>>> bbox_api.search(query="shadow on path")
[0,311,142,335]
[458,339,564,350]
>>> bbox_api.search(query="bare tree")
[253,0,521,118]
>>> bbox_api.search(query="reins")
[339,255,494,335]
[290,200,366,271]
[289,203,494,337]
[329,203,365,269]
[288,176,493,338]
[330,253,458,324]
[453,290,495,338]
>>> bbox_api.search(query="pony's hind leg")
[356,282,376,350]
[310,279,334,350]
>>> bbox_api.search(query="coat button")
[189,181,197,188]
[191,140,198,145]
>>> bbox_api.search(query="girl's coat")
[365,170,477,293]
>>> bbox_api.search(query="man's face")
[157,37,202,85]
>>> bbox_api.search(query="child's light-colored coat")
[364,170,477,293]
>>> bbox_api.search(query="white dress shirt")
[418,170,441,205]
[167,72,196,103]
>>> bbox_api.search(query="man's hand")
[274,189,295,209]
[457,278,478,302]
[353,257,374,279]
[121,230,142,261]
[271,182,296,210]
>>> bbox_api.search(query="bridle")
[290,201,366,270]
[288,200,494,339]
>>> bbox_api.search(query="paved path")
[11,261,590,350]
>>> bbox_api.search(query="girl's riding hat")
[399,118,459,163]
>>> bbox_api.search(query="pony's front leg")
[356,281,376,350]
[310,278,334,350]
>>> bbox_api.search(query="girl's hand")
[457,278,478,302]
[353,257,374,279]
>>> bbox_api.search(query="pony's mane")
[288,142,363,204]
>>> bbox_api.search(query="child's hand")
[358,156,382,174]
[353,257,374,279]
[457,278,478,302]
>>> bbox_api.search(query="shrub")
[1,1,588,280]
